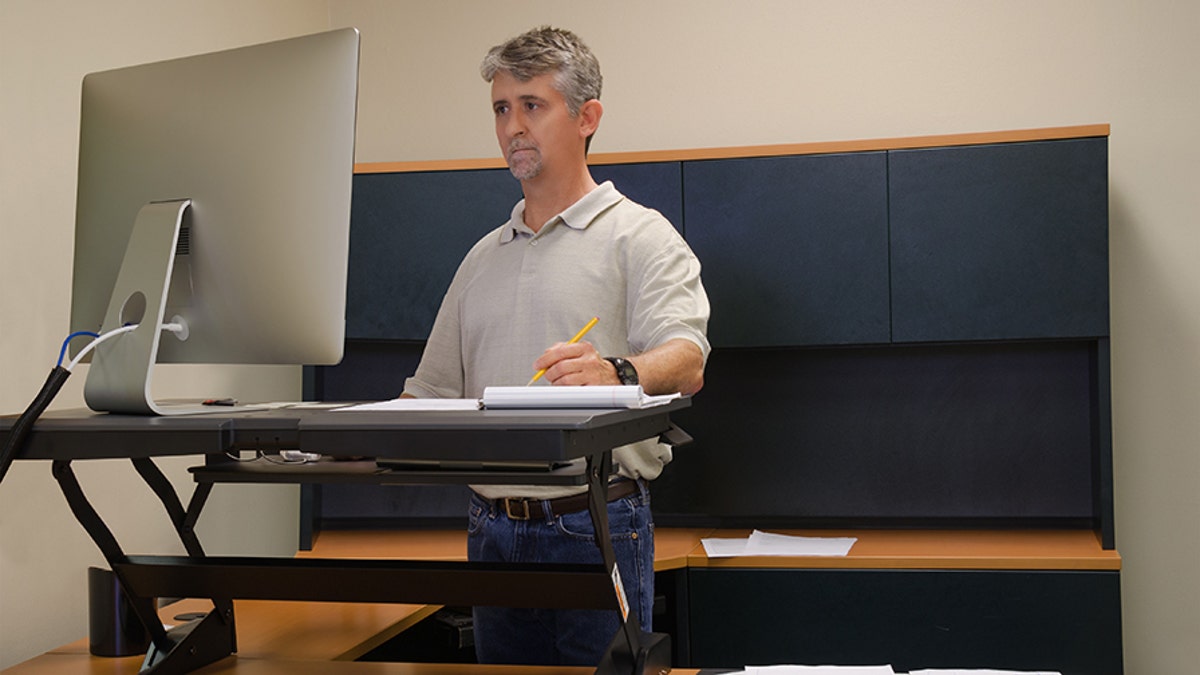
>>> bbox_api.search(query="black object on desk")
[88,566,154,657]
[0,401,690,675]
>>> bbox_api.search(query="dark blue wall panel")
[318,137,1111,533]
[347,163,681,341]
[889,138,1109,342]
[683,153,890,347]
[346,169,521,340]
[591,162,683,232]
[654,341,1096,524]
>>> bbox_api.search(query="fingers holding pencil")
[527,317,599,385]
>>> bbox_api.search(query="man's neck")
[521,165,599,233]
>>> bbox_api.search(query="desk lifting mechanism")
[36,405,692,675]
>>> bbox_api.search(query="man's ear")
[578,99,603,139]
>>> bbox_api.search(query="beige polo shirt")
[403,181,710,499]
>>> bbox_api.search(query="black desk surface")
[1,399,689,462]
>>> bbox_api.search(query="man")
[402,26,710,666]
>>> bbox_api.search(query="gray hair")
[480,26,602,117]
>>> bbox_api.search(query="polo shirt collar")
[498,181,622,244]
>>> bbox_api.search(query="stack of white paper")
[702,529,858,558]
[481,385,680,409]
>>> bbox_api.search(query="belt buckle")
[503,498,532,521]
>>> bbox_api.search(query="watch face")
[612,357,639,385]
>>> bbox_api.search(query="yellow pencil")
[527,316,599,385]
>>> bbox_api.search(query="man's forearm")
[627,338,705,396]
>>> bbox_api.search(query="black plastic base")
[140,610,235,675]
[595,629,671,675]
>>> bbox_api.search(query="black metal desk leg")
[51,459,172,653]
[52,457,237,674]
[585,454,671,675]
[131,457,238,654]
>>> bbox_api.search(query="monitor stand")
[83,199,256,416]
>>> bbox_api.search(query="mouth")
[507,141,537,157]
[504,142,542,180]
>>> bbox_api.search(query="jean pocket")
[555,496,640,541]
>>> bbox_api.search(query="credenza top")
[355,123,1110,174]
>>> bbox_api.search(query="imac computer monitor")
[70,28,360,415]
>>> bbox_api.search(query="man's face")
[491,70,584,182]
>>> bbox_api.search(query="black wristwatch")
[604,357,639,385]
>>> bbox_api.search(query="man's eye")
[494,105,509,116]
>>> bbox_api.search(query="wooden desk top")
[4,527,1116,673]
[43,597,435,662]
[4,654,702,675]
[689,528,1121,571]
[303,526,1121,572]
[301,527,715,573]
[5,597,705,674]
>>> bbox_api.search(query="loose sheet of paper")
[335,398,481,412]
[702,530,858,558]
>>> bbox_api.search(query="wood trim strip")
[304,528,1120,572]
[354,124,1110,174]
[687,528,1122,571]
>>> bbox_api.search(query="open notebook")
[338,385,679,412]
[481,385,679,409]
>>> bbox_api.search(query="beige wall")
[3,0,1198,672]
[0,0,332,668]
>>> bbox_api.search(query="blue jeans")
[467,481,655,666]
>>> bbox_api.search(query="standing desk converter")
[2,399,691,675]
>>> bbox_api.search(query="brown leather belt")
[490,479,639,521]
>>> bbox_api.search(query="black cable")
[0,366,72,485]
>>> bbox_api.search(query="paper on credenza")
[702,529,858,558]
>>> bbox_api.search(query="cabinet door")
[686,568,1123,673]
[889,138,1109,343]
[683,153,890,347]
[652,341,1097,524]
[345,169,521,340]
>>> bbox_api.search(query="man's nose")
[505,110,526,137]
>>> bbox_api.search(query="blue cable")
[57,331,100,367]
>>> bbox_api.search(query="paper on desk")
[481,385,680,409]
[702,530,858,558]
[700,537,752,557]
[335,398,481,412]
